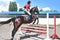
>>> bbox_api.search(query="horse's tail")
[0,18,12,24]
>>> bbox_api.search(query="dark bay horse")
[0,7,39,40]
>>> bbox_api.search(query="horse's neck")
[30,8,35,14]
[31,12,35,15]
[30,8,35,17]
[31,13,35,19]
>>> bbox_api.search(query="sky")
[0,0,60,12]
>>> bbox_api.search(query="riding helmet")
[27,1,31,4]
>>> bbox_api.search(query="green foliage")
[9,2,17,11]
[19,8,24,11]
[40,9,43,12]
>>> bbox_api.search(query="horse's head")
[30,6,39,14]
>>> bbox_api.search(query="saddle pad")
[26,16,30,20]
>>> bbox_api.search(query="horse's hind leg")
[11,24,22,40]
[11,27,17,39]
[11,19,22,40]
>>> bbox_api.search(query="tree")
[9,2,17,11]
[19,8,24,11]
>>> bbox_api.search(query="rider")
[24,1,31,21]
[24,1,31,15]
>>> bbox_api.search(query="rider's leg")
[24,9,31,15]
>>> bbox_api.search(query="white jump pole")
[45,13,51,40]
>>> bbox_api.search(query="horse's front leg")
[32,19,36,24]
[36,18,39,24]
[33,18,39,24]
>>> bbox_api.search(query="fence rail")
[0,12,60,18]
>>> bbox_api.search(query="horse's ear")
[36,6,37,8]
[36,6,38,9]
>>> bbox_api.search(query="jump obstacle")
[20,14,60,39]
[21,27,47,34]
[21,26,54,34]
[51,16,60,39]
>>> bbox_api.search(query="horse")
[0,7,39,40]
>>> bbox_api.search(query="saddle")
[26,15,30,20]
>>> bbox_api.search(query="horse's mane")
[30,7,35,13]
